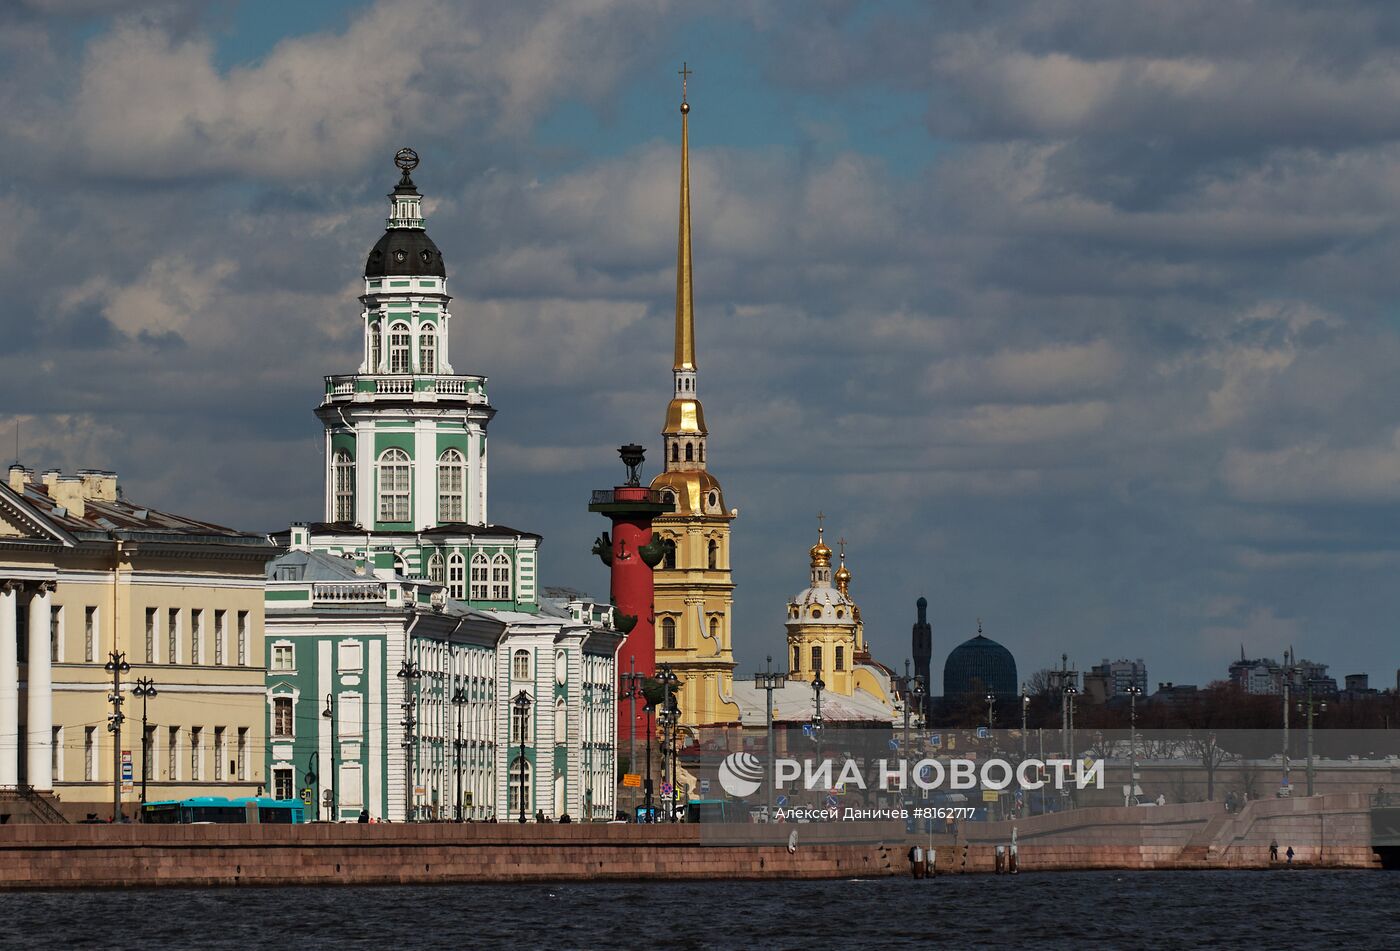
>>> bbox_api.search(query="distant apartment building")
[1228,650,1338,697]
[1088,658,1147,700]
[1,464,275,819]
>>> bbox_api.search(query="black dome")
[943,634,1018,698]
[365,229,446,279]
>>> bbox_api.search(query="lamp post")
[655,663,680,821]
[321,692,337,821]
[620,655,641,775]
[1126,685,1143,805]
[643,700,656,821]
[1020,686,1030,758]
[513,689,532,823]
[753,655,788,822]
[132,677,157,814]
[397,658,422,822]
[986,693,996,731]
[1298,682,1326,797]
[452,686,468,821]
[104,651,130,822]
[1282,649,1293,794]
[1063,684,1078,806]
[811,676,825,783]
[657,704,676,822]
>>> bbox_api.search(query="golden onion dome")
[834,561,852,592]
[809,532,832,568]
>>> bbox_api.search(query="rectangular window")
[811,645,822,673]
[341,695,363,738]
[340,764,363,806]
[338,641,363,672]
[167,727,179,781]
[50,608,60,663]
[237,611,249,666]
[190,727,202,781]
[470,556,488,600]
[214,610,225,666]
[511,707,530,745]
[145,607,156,663]
[191,609,203,665]
[491,558,511,600]
[237,728,248,781]
[214,727,225,781]
[835,646,845,671]
[273,767,294,802]
[84,727,95,782]
[52,726,62,780]
[272,644,295,671]
[168,609,179,664]
[84,607,96,663]
[143,726,155,782]
[273,697,293,737]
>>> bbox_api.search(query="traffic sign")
[976,727,989,739]
[622,773,642,788]
[776,794,789,807]
[661,782,673,797]
[825,795,839,808]
[928,733,942,749]
[120,750,133,783]
[699,779,710,794]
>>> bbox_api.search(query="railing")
[313,582,388,603]
[590,489,667,505]
[323,374,487,403]
[14,784,69,824]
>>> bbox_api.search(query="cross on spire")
[837,536,847,561]
[816,510,825,539]
[679,61,693,103]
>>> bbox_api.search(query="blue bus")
[141,796,306,824]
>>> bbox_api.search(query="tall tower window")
[491,553,512,600]
[661,617,677,651]
[671,443,679,463]
[419,324,437,374]
[470,553,489,600]
[835,646,845,671]
[707,539,718,569]
[708,616,719,640]
[792,645,800,671]
[447,552,465,599]
[389,322,412,373]
[333,450,355,522]
[377,448,411,522]
[369,321,382,372]
[811,645,823,673]
[437,449,465,522]
[427,552,444,585]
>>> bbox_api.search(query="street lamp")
[1062,684,1078,805]
[657,704,677,822]
[753,655,788,822]
[322,693,337,821]
[132,677,157,814]
[1297,683,1327,797]
[452,686,468,821]
[655,664,681,821]
[397,658,422,821]
[513,689,533,823]
[811,676,825,781]
[104,651,130,822]
[1020,686,1031,758]
[986,693,996,731]
[619,656,642,775]
[1126,685,1143,805]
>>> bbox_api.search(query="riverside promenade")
[0,794,1381,889]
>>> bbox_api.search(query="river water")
[0,871,1392,950]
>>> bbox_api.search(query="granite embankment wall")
[931,793,1380,872]
[0,822,903,889]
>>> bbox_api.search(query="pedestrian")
[358,809,369,824]
[1269,838,1278,862]
[1286,845,1295,865]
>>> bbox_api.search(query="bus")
[141,796,306,825]
[684,799,735,823]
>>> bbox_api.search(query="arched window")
[707,539,718,570]
[554,697,567,741]
[389,322,412,373]
[333,450,355,522]
[835,645,845,671]
[437,449,465,522]
[470,552,489,600]
[427,551,444,585]
[369,321,381,372]
[512,649,530,681]
[811,645,823,673]
[708,616,719,640]
[685,442,694,462]
[376,448,411,522]
[419,323,437,374]
[671,443,679,462]
[792,645,800,671]
[555,650,567,685]
[661,536,676,570]
[699,444,705,463]
[661,617,676,651]
[491,553,511,600]
[447,552,465,599]
[508,756,531,815]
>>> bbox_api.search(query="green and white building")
[265,153,620,821]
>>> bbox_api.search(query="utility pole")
[753,655,787,822]
[811,676,825,778]
[1020,686,1030,758]
[1299,679,1326,797]
[1127,685,1143,805]
[452,686,467,821]
[321,692,337,821]
[132,677,157,814]
[1282,648,1292,795]
[397,658,422,821]
[104,651,130,822]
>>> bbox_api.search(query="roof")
[729,675,899,726]
[279,522,541,541]
[365,228,446,278]
[265,548,365,582]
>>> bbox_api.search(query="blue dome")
[943,634,1017,698]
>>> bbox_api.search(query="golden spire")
[674,61,695,373]
[834,536,851,595]
[809,512,832,568]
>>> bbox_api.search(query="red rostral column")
[590,444,673,754]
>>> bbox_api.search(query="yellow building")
[649,86,742,729]
[0,464,274,820]
[785,527,897,710]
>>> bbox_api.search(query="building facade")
[648,89,742,730]
[1,465,273,818]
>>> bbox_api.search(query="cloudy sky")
[5,0,1400,691]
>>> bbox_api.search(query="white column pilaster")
[466,424,481,525]
[356,420,374,529]
[0,583,18,787]
[26,584,53,791]
[415,419,434,531]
